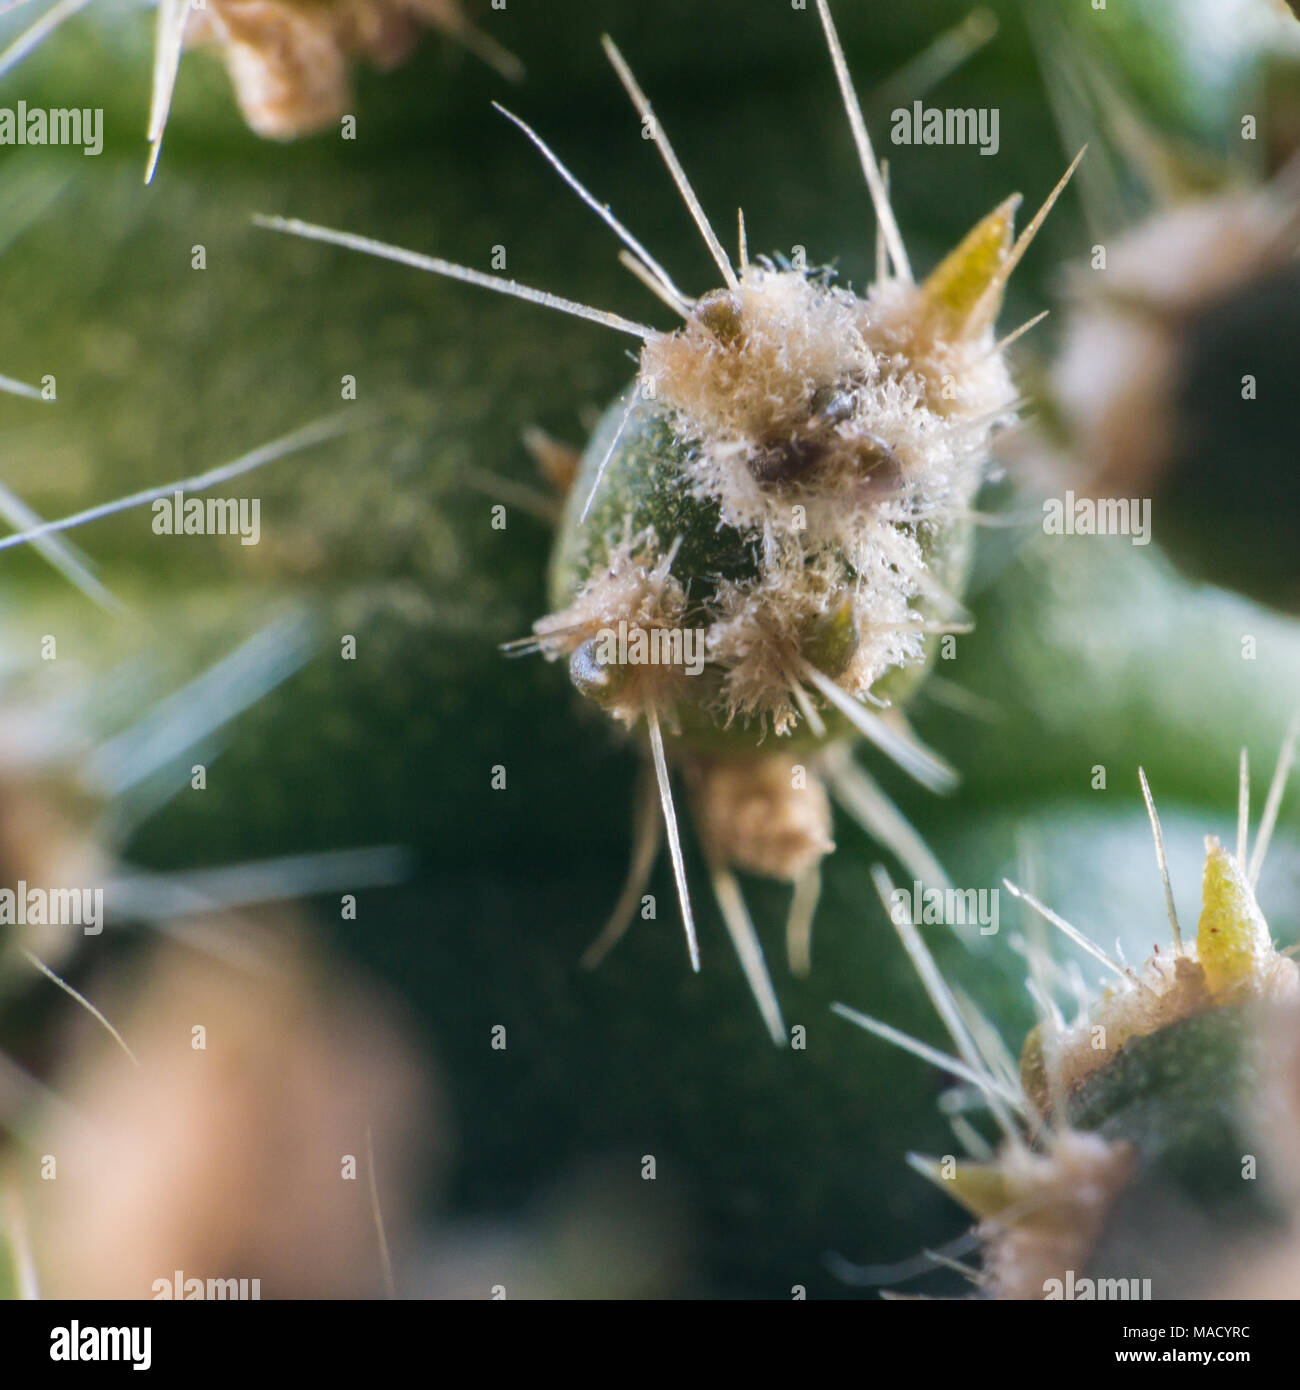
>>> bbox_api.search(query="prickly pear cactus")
[883,771,1300,1299]
[1,0,1300,1305]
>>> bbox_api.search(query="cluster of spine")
[865,749,1300,1298]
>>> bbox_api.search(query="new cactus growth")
[187,0,522,138]
[846,731,1300,1298]
[256,0,1080,1042]
[3,0,1299,1309]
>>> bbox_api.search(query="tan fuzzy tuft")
[1024,850,1298,1113]
[190,0,480,139]
[976,1129,1135,1300]
[704,547,921,737]
[613,261,1016,736]
[532,532,695,728]
[688,754,833,883]
[641,265,1014,546]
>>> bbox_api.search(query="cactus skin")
[538,194,1034,760]
[5,0,1300,1304]
[1068,1006,1278,1223]
[549,391,976,759]
[907,805,1300,1300]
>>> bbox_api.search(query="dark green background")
[0,0,1295,1297]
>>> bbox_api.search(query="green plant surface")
[0,0,1296,1299]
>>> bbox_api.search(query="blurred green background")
[0,0,1297,1297]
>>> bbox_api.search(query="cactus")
[847,744,1300,1298]
[255,1,1081,1043]
[1,0,1299,1304]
